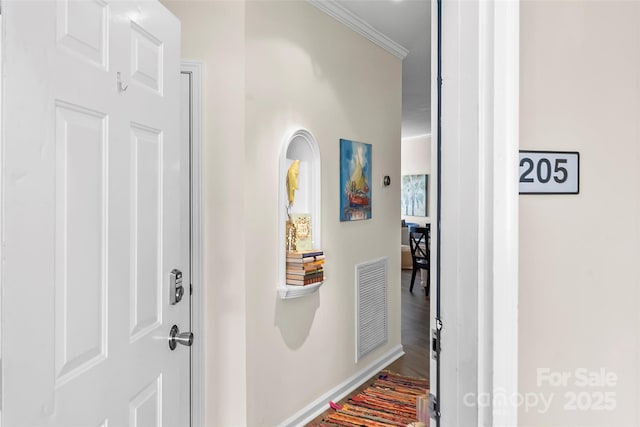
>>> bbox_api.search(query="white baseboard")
[278,344,405,427]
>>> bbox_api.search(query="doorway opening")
[393,1,520,425]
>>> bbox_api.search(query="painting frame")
[340,138,372,221]
[401,174,428,217]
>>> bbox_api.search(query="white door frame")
[433,1,519,425]
[181,60,204,427]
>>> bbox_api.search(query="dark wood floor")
[306,269,430,425]
[387,269,430,380]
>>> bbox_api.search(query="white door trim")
[436,1,519,425]
[181,60,204,427]
[483,1,519,425]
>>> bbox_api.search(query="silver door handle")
[168,325,193,351]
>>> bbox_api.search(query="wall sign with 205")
[519,151,580,194]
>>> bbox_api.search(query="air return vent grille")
[356,257,388,362]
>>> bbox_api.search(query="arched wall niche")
[277,128,323,299]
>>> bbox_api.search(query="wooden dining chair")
[409,226,430,296]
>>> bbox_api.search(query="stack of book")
[286,250,325,286]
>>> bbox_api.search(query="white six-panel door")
[3,1,189,425]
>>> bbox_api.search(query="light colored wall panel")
[401,134,431,225]
[162,1,401,424]
[244,2,401,424]
[520,1,640,425]
[160,1,248,425]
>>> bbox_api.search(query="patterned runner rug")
[312,371,429,427]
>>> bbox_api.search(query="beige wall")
[164,1,402,425]
[520,1,639,425]
[401,135,431,225]
[162,1,248,425]
[245,2,401,425]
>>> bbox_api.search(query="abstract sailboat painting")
[340,138,372,221]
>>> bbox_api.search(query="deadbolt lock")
[169,269,184,305]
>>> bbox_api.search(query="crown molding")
[307,0,409,59]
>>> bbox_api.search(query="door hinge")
[429,393,440,420]
[431,318,442,360]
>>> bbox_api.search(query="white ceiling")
[335,0,431,139]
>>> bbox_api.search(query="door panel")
[130,124,163,342]
[129,377,162,427]
[130,23,163,94]
[3,1,188,426]
[56,0,108,69]
[54,102,108,387]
